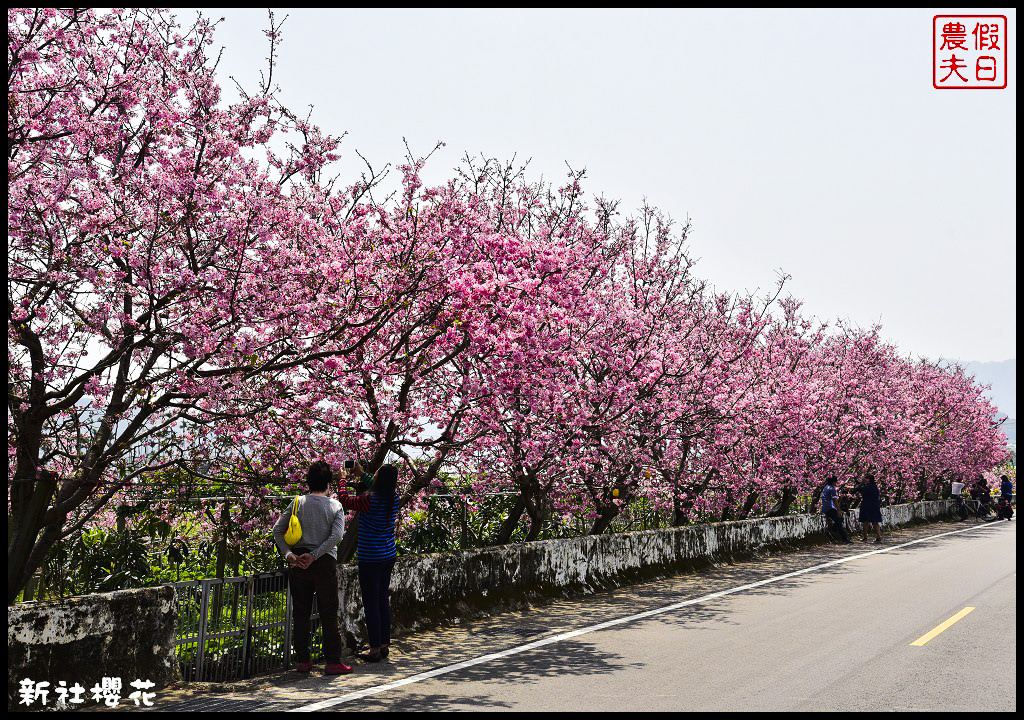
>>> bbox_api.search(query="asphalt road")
[301,520,1016,712]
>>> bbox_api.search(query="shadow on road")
[343,641,643,711]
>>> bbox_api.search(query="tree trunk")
[673,467,715,526]
[492,494,526,546]
[8,465,58,604]
[767,487,796,517]
[669,441,692,527]
[738,491,759,519]
[671,505,689,527]
[524,505,545,541]
[915,472,929,501]
[22,575,40,602]
[810,486,824,513]
[215,500,229,580]
[212,500,229,628]
[589,506,618,535]
[337,516,359,563]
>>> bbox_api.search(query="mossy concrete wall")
[336,500,949,645]
[7,585,176,705]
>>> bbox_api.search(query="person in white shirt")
[949,478,970,521]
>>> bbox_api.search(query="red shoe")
[325,662,353,675]
[296,662,313,673]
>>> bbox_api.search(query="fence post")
[283,586,292,667]
[241,576,254,678]
[196,578,211,682]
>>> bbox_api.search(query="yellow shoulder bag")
[284,495,303,545]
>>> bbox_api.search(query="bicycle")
[947,495,990,522]
[822,512,853,544]
[988,496,1014,521]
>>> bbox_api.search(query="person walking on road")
[855,473,884,543]
[273,460,350,675]
[822,476,852,544]
[340,461,402,663]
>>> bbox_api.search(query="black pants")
[358,558,396,648]
[824,509,850,542]
[998,498,1013,520]
[289,554,342,664]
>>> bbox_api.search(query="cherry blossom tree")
[6,8,396,601]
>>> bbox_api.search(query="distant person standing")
[951,478,966,499]
[970,479,987,518]
[950,477,969,520]
[971,476,993,518]
[273,460,350,675]
[821,476,852,544]
[998,474,1014,520]
[855,473,884,543]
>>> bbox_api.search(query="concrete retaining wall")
[336,500,949,644]
[7,585,176,705]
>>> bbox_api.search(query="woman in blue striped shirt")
[340,462,401,663]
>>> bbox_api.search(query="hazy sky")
[186,8,1016,362]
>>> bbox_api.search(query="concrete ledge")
[7,585,176,706]
[337,500,949,645]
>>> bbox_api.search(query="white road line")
[290,522,1006,712]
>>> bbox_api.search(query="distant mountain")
[1000,417,1016,446]
[960,359,1015,446]
[961,359,1015,419]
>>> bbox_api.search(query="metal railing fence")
[172,571,322,682]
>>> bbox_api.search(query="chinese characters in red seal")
[934,15,1007,89]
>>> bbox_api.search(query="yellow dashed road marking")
[911,607,976,646]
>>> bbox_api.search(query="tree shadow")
[342,690,515,711]
[158,696,296,712]
[343,641,644,711]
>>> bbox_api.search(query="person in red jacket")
[339,461,401,663]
